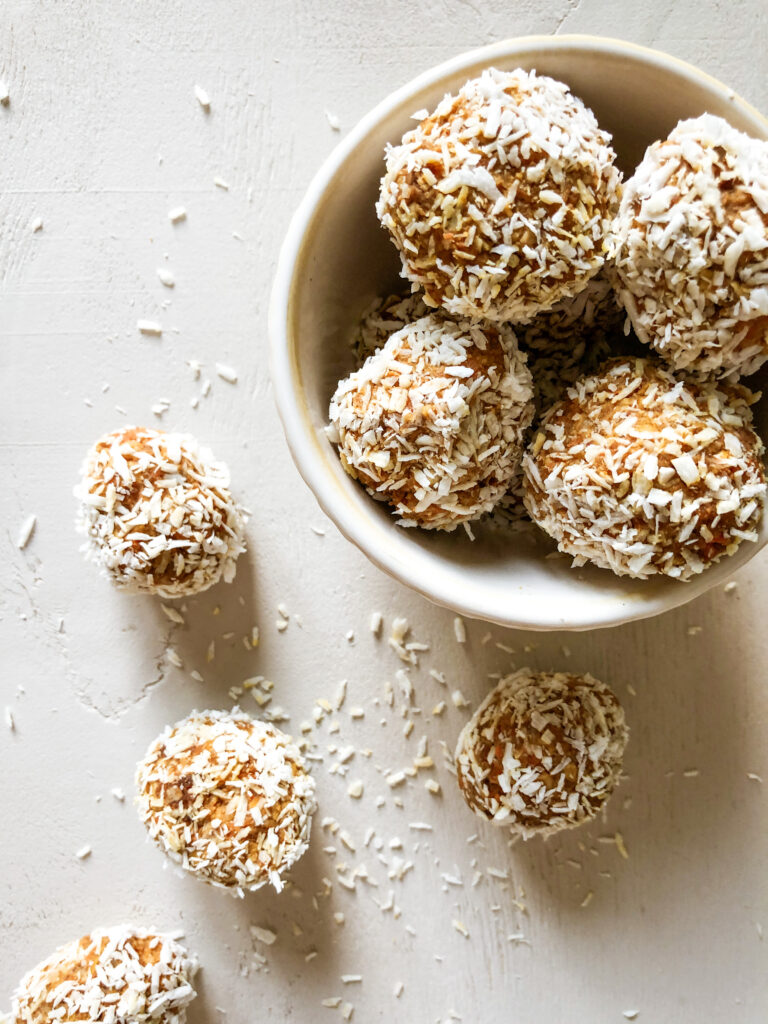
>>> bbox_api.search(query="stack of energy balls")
[328,66,768,582]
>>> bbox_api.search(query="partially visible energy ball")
[523,358,766,579]
[136,709,317,894]
[612,114,768,378]
[515,272,628,416]
[377,67,621,322]
[328,312,534,529]
[455,668,628,836]
[11,925,198,1024]
[75,426,247,598]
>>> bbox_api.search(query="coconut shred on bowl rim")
[269,35,768,631]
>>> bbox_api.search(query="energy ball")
[75,426,247,598]
[377,67,621,322]
[11,925,198,1024]
[352,292,431,364]
[523,358,766,579]
[327,312,534,529]
[455,668,628,836]
[516,272,628,416]
[612,114,768,378]
[136,709,317,894]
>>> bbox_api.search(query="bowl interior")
[278,37,768,630]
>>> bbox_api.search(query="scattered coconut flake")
[215,362,238,384]
[5,707,15,731]
[341,975,362,984]
[387,771,406,788]
[137,319,162,336]
[347,781,364,799]
[157,267,175,287]
[615,832,629,859]
[325,110,341,131]
[214,176,230,190]
[0,81,9,104]
[31,216,43,232]
[161,604,186,625]
[16,514,36,550]
[394,981,404,998]
[194,84,211,109]
[168,206,187,223]
[75,844,92,860]
[250,925,277,946]
[370,612,383,636]
[451,690,469,709]
[747,772,764,783]
[452,919,469,938]
[580,890,594,908]
[623,1012,639,1021]
[453,617,466,643]
[111,788,125,801]
[724,580,738,593]
[322,997,342,1008]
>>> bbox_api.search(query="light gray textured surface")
[1,3,767,1022]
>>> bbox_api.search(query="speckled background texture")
[2,2,767,1021]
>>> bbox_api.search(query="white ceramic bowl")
[269,35,768,631]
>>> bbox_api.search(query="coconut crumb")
[194,84,211,109]
[137,320,162,336]
[16,514,36,550]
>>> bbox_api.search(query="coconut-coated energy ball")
[612,114,768,378]
[516,272,628,416]
[523,358,766,579]
[377,67,621,322]
[136,709,317,894]
[455,668,628,836]
[327,312,534,529]
[75,426,247,598]
[10,925,198,1024]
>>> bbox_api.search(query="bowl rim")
[268,33,768,631]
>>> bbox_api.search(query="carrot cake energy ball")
[516,272,626,416]
[11,925,198,1024]
[612,114,768,377]
[377,67,621,322]
[455,669,628,836]
[75,426,247,598]
[136,709,317,894]
[523,358,766,579]
[327,313,534,529]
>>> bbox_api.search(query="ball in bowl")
[327,312,534,530]
[613,114,768,379]
[377,66,621,322]
[523,358,766,580]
